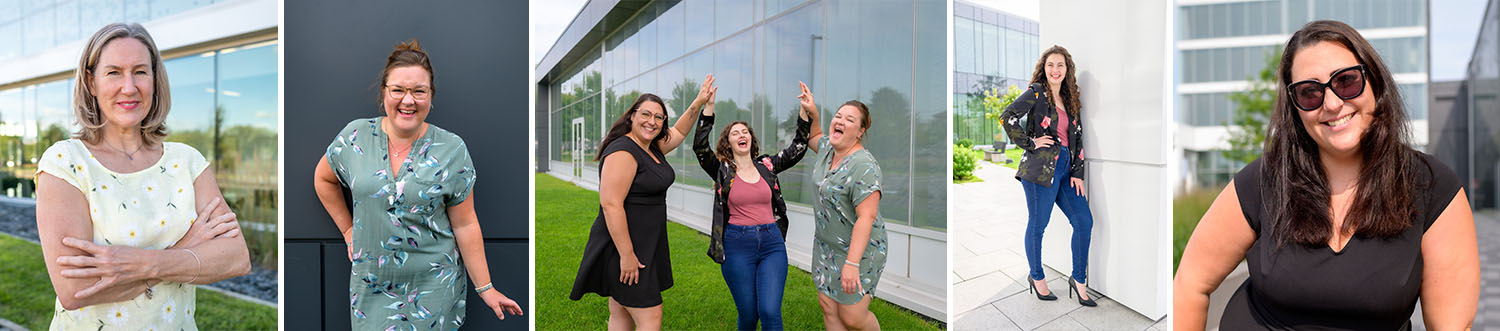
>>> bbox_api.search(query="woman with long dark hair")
[570,75,716,330]
[999,45,1097,307]
[1174,20,1478,330]
[692,81,818,330]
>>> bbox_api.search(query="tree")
[981,84,1025,145]
[1222,48,1281,164]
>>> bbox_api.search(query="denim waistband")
[726,223,778,231]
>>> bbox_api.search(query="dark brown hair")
[1029,45,1080,117]
[840,100,871,142]
[595,93,668,161]
[376,39,434,105]
[714,121,761,169]
[74,23,171,146]
[1263,20,1416,247]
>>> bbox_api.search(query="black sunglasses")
[1286,64,1366,111]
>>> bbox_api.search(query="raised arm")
[768,106,813,173]
[798,81,824,153]
[599,151,645,285]
[1419,188,1478,330]
[692,96,720,177]
[659,74,716,155]
[1172,180,1255,331]
[449,191,525,320]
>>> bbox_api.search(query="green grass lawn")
[1001,148,1023,170]
[535,174,943,330]
[1172,188,1221,274]
[0,234,276,330]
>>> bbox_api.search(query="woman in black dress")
[570,75,716,330]
[1173,20,1479,330]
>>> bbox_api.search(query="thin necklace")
[108,140,143,160]
[389,139,414,158]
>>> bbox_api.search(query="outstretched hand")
[797,81,817,121]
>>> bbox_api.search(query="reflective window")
[714,0,753,40]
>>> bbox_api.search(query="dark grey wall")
[284,1,529,329]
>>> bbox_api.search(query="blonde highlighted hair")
[73,23,171,146]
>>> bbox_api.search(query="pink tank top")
[1055,104,1070,148]
[727,172,775,226]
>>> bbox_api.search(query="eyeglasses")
[1285,64,1366,111]
[385,85,430,100]
[635,110,667,122]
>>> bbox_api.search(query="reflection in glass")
[545,0,945,230]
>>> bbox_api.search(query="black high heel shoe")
[1068,277,1097,307]
[1028,278,1057,301]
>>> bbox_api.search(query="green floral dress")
[810,137,889,305]
[325,118,476,330]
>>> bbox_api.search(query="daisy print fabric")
[37,139,209,330]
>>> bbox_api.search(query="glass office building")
[1440,0,1500,210]
[951,0,1039,146]
[0,0,278,264]
[536,0,946,318]
[1175,0,1429,189]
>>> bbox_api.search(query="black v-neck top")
[1220,152,1462,330]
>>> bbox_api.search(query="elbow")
[234,251,253,278]
[57,295,83,310]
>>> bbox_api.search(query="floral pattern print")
[809,137,889,305]
[1000,82,1086,187]
[692,114,811,263]
[37,139,208,330]
[326,118,477,330]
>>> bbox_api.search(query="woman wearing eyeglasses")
[999,45,1097,307]
[313,39,523,330]
[1173,20,1478,330]
[569,75,715,330]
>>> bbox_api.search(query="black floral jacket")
[1000,82,1085,187]
[693,113,811,264]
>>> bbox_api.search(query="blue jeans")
[721,223,788,331]
[1020,145,1094,283]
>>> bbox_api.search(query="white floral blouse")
[37,139,209,331]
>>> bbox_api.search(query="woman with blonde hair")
[35,23,251,329]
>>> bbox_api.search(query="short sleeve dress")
[1219,152,1463,330]
[809,137,889,305]
[37,139,210,331]
[570,137,675,308]
[325,118,477,330]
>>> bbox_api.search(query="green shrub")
[955,138,974,150]
[1173,188,1221,274]
[953,144,981,180]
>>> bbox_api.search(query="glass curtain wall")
[0,40,278,251]
[951,2,1039,146]
[548,0,946,230]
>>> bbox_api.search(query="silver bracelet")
[844,259,859,267]
[184,248,202,284]
[475,282,493,293]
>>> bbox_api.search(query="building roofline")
[535,0,653,86]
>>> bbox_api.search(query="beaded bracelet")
[475,282,494,293]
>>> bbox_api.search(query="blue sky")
[1431,0,1489,81]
